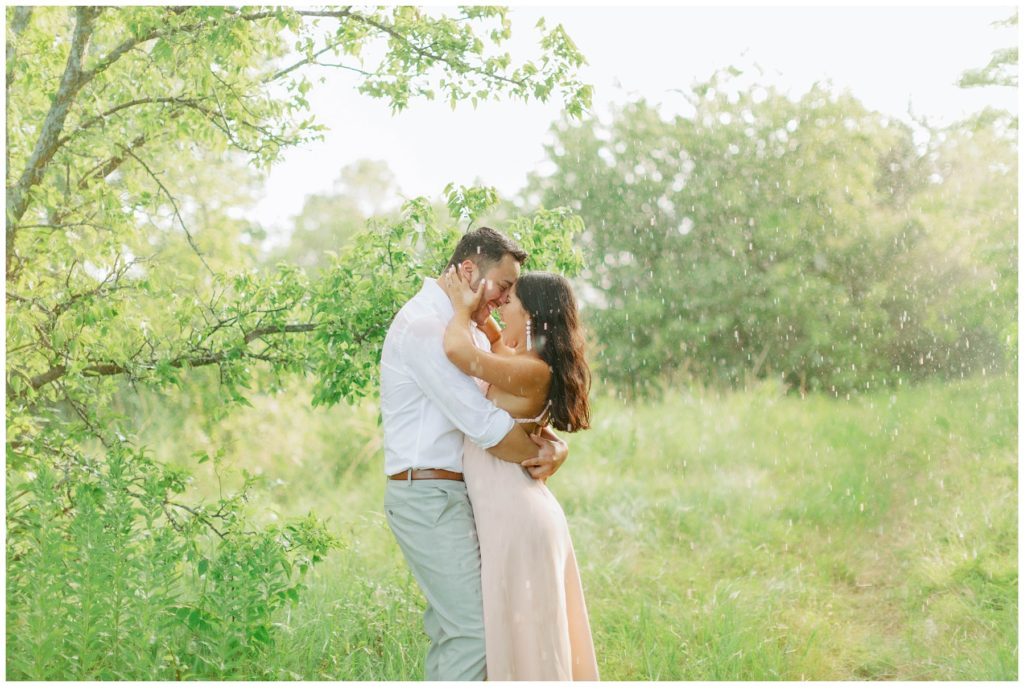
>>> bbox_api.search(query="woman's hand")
[480,313,504,345]
[442,265,486,318]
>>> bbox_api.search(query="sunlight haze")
[247,5,1017,237]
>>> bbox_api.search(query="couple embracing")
[380,227,599,681]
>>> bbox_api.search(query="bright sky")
[246,5,1018,236]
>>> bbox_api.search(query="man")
[380,227,568,681]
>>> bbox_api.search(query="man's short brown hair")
[445,226,528,271]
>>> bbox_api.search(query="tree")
[906,109,1018,380]
[266,159,403,275]
[958,11,1018,90]
[5,6,589,678]
[524,68,1006,397]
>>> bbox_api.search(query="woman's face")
[497,284,530,346]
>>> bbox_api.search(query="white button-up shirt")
[380,278,515,475]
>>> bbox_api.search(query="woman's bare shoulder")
[486,369,550,419]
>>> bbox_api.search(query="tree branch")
[6,6,33,189]
[6,7,285,252]
[266,12,353,83]
[77,132,150,188]
[5,6,33,91]
[56,96,205,148]
[311,62,374,77]
[7,322,326,400]
[344,9,526,89]
[269,9,525,89]
[79,8,284,84]
[7,6,100,271]
[121,146,216,278]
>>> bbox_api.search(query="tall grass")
[8,371,1016,679]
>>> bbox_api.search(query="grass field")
[126,371,1018,680]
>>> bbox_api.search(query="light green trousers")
[385,479,486,681]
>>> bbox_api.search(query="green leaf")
[151,38,173,62]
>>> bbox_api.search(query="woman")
[440,267,599,681]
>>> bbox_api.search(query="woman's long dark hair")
[515,272,591,432]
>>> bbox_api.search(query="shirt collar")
[421,277,454,320]
[421,277,480,329]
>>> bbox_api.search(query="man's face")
[462,254,521,322]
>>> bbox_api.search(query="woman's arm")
[479,314,516,356]
[479,314,502,345]
[444,309,550,397]
[439,267,550,397]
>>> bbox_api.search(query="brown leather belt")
[388,468,464,481]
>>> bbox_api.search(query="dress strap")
[513,399,552,425]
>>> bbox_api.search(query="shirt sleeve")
[401,314,515,449]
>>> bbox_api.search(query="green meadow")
[119,370,1017,680]
[7,6,1017,682]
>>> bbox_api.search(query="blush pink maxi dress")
[462,406,600,681]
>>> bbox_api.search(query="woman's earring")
[526,318,533,351]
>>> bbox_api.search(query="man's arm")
[487,423,556,464]
[402,314,567,472]
[402,315,517,451]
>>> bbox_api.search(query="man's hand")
[521,427,568,480]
